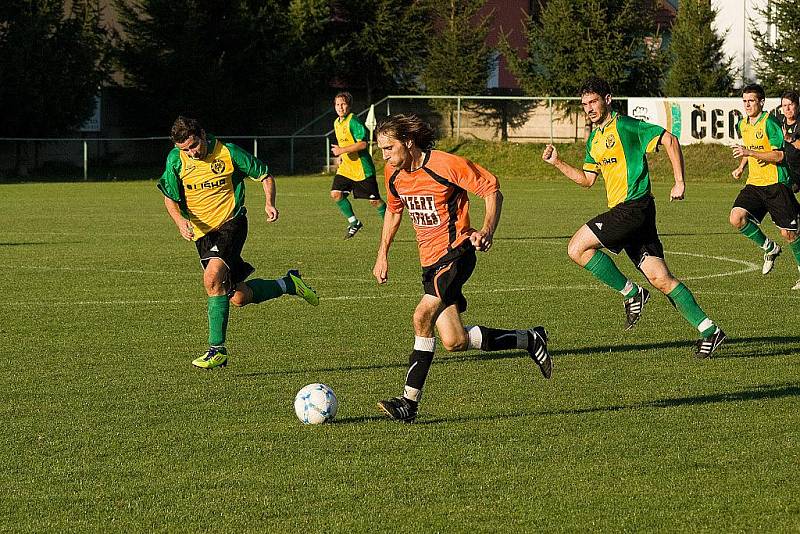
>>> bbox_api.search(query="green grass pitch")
[2,162,799,531]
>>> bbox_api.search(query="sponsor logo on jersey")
[401,194,440,226]
[186,177,227,190]
[602,157,618,165]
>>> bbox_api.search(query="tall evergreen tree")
[499,0,666,98]
[663,0,734,97]
[421,0,493,133]
[114,0,294,133]
[0,0,111,136]
[329,0,432,102]
[752,0,800,92]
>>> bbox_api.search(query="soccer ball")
[294,383,338,424]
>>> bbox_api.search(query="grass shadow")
[237,336,800,379]
[416,382,800,425]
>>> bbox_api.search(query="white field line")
[0,251,777,307]
[6,286,800,308]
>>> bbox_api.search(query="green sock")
[790,238,800,266]
[667,283,716,336]
[739,220,767,248]
[376,202,386,219]
[584,250,634,294]
[335,197,356,220]
[207,295,230,346]
[245,278,285,304]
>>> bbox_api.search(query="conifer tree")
[752,0,800,92]
[500,0,666,98]
[421,0,493,134]
[663,0,734,97]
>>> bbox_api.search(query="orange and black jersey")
[385,150,499,267]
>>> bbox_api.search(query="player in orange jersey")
[372,114,552,423]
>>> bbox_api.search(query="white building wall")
[711,0,775,85]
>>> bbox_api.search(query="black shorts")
[587,195,664,267]
[421,243,476,313]
[195,215,255,287]
[733,183,800,231]
[331,174,382,200]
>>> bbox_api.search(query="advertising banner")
[627,97,782,145]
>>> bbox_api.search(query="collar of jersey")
[597,111,618,134]
[746,111,767,126]
[336,113,352,123]
[205,134,218,156]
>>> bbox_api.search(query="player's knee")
[441,334,468,352]
[229,292,247,307]
[203,275,225,295]
[781,228,797,243]
[330,190,343,201]
[369,199,383,208]
[729,211,746,228]
[567,241,585,264]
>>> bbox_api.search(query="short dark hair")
[170,116,203,143]
[580,77,612,98]
[376,114,436,151]
[781,90,799,106]
[334,92,353,105]
[742,83,765,101]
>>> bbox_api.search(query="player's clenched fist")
[542,144,558,164]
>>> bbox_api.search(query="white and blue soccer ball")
[294,383,338,424]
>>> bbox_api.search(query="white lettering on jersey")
[401,195,440,227]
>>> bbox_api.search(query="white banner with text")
[627,97,782,145]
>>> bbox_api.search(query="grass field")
[3,158,800,531]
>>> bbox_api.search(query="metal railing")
[1,95,619,180]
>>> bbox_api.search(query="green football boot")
[287,270,319,306]
[192,346,229,369]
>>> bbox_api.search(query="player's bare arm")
[732,144,785,164]
[261,174,278,222]
[331,140,367,157]
[373,210,403,284]
[542,144,598,187]
[164,196,194,240]
[661,132,686,201]
[732,156,748,180]
[470,190,503,252]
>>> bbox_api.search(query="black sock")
[479,326,521,351]
[405,349,434,392]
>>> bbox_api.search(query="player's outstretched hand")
[669,182,685,202]
[542,144,558,165]
[731,167,744,180]
[265,205,279,222]
[470,230,493,252]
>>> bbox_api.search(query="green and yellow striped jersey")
[334,113,376,181]
[583,112,665,208]
[736,112,789,187]
[157,135,269,240]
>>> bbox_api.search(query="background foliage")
[663,0,735,97]
[753,0,800,94]
[0,0,111,136]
